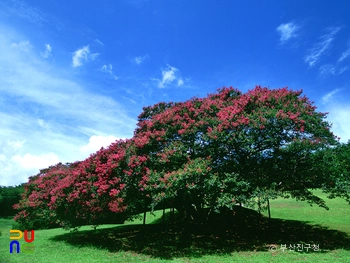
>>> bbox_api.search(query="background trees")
[0,184,23,217]
[313,141,350,203]
[12,86,349,229]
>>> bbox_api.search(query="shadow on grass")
[50,207,350,259]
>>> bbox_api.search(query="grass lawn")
[0,189,349,263]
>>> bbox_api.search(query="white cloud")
[304,27,341,67]
[324,105,350,143]
[160,66,176,86]
[153,64,185,88]
[133,54,149,65]
[95,39,104,46]
[101,64,113,74]
[72,45,89,67]
[79,135,120,156]
[11,152,60,170]
[319,89,350,143]
[72,45,99,67]
[100,64,119,80]
[338,67,348,74]
[11,40,32,51]
[41,43,52,58]
[338,46,350,62]
[0,28,135,186]
[276,22,299,43]
[90,53,99,60]
[319,64,348,77]
[319,64,336,76]
[321,88,341,104]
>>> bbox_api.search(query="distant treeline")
[0,185,24,217]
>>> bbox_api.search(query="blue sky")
[1,0,350,186]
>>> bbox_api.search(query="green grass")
[1,190,349,263]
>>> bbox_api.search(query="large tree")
[14,86,346,227]
[133,86,339,220]
[13,163,72,229]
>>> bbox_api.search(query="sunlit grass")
[263,189,350,234]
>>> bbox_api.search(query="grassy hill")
[1,190,349,263]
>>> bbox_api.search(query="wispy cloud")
[338,67,348,74]
[0,30,135,186]
[72,45,99,67]
[152,64,185,88]
[321,88,341,104]
[41,43,52,58]
[133,54,149,65]
[338,46,350,62]
[318,41,350,77]
[0,0,97,39]
[0,0,47,25]
[304,27,342,67]
[37,118,51,131]
[95,39,104,46]
[319,64,348,77]
[11,40,32,51]
[100,64,119,80]
[101,64,113,74]
[276,22,299,43]
[319,64,336,76]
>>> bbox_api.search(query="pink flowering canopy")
[133,86,338,218]
[14,86,342,228]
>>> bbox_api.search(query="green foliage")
[134,86,339,221]
[12,86,349,228]
[315,141,350,203]
[0,184,24,216]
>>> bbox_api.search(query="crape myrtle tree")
[133,86,339,221]
[47,139,151,229]
[14,139,153,230]
[47,141,131,229]
[14,86,344,228]
[13,163,73,229]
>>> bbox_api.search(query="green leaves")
[13,86,348,228]
[134,86,339,219]
[316,142,350,204]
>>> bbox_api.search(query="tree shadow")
[50,207,350,259]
